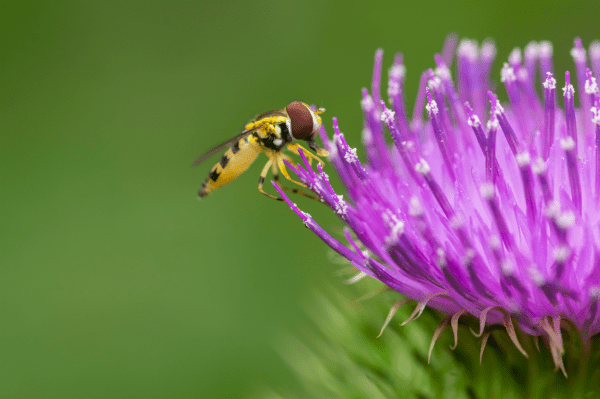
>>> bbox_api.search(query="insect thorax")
[255,122,292,151]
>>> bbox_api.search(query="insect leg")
[271,160,321,201]
[277,155,309,189]
[287,143,328,166]
[305,135,330,158]
[258,158,283,201]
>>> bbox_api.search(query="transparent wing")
[191,128,255,167]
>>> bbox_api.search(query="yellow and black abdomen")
[198,135,262,198]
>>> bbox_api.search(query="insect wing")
[253,109,286,122]
[192,129,255,167]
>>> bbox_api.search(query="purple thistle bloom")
[272,36,600,374]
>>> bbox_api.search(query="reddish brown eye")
[286,101,314,140]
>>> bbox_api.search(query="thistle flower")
[272,36,600,375]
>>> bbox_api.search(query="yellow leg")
[271,162,321,201]
[286,143,328,166]
[258,159,283,201]
[315,148,330,157]
[277,155,309,189]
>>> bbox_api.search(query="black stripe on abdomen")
[219,154,229,168]
[231,140,241,154]
[209,168,220,182]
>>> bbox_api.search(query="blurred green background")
[1,0,598,397]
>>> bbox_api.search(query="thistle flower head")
[274,36,600,373]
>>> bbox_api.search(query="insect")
[193,101,330,201]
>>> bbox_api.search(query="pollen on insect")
[195,101,328,201]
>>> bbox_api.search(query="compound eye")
[286,101,315,140]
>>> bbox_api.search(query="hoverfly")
[193,101,330,201]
